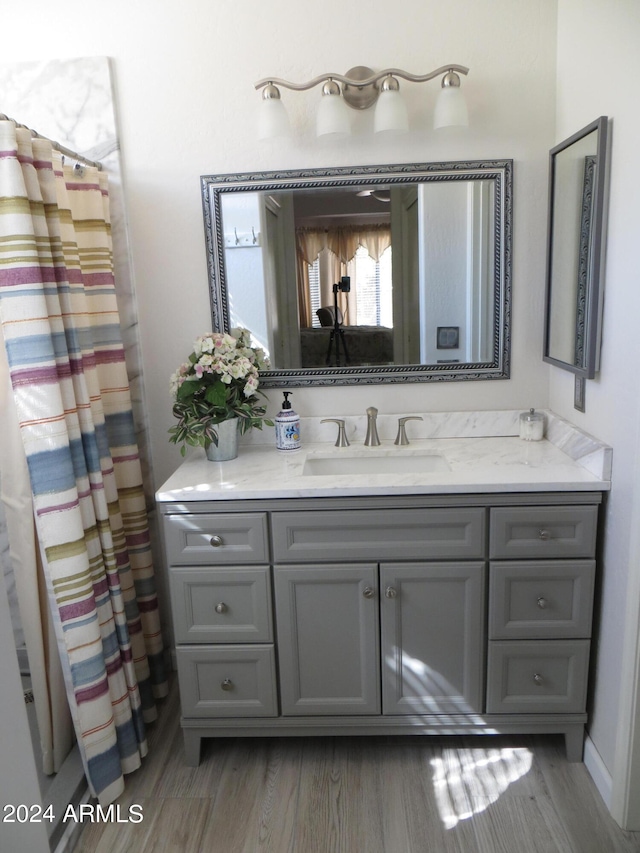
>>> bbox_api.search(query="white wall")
[0,0,558,487]
[553,0,640,821]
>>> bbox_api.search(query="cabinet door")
[381,562,486,715]
[274,563,380,716]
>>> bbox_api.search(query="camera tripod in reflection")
[326,276,351,367]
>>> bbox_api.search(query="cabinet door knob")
[210,535,223,547]
[385,586,398,599]
[363,586,375,599]
[538,529,551,541]
[533,673,544,685]
[215,602,228,614]
[537,597,547,609]
[221,678,233,691]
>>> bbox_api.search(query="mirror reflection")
[202,161,512,386]
[544,117,609,378]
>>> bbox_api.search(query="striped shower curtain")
[0,120,167,805]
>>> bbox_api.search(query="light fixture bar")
[255,64,470,140]
[254,65,469,94]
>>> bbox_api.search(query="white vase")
[205,418,239,462]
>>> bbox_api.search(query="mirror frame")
[201,159,512,387]
[543,116,609,378]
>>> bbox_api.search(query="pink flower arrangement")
[169,328,272,455]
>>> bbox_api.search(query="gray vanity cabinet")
[160,492,602,767]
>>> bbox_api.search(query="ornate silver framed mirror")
[201,160,512,387]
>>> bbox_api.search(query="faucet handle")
[394,416,424,446]
[321,418,350,447]
[364,407,381,446]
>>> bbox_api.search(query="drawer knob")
[210,535,223,547]
[538,529,551,541]
[385,586,398,599]
[221,678,233,691]
[533,673,544,686]
[215,602,228,614]
[537,597,547,609]
[363,586,375,599]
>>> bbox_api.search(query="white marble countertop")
[156,410,611,503]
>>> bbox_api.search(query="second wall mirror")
[202,160,512,387]
[544,116,609,378]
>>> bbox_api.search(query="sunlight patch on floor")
[431,745,533,828]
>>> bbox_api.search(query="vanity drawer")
[177,645,277,718]
[271,507,486,562]
[489,560,595,640]
[170,566,272,644]
[164,513,269,565]
[486,640,590,713]
[489,506,597,560]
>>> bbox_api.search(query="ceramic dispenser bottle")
[275,392,301,451]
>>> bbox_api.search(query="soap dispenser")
[275,392,301,452]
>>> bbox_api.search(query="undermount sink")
[302,451,451,477]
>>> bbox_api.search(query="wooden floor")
[76,681,640,853]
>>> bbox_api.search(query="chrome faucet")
[364,407,381,446]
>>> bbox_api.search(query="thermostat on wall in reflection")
[437,326,460,349]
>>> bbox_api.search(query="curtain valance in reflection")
[296,223,391,265]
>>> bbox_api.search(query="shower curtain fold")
[0,329,73,775]
[0,120,167,805]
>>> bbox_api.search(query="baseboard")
[52,788,90,853]
[584,734,613,810]
[46,745,87,848]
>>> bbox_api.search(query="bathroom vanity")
[157,411,610,766]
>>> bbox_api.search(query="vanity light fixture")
[255,64,469,140]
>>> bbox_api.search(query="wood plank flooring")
[75,680,640,853]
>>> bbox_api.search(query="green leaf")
[205,380,228,407]
[177,380,197,401]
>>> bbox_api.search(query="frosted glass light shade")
[374,88,409,135]
[258,96,291,140]
[433,85,469,129]
[316,93,350,138]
